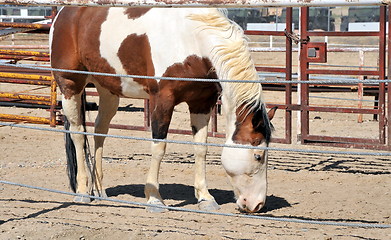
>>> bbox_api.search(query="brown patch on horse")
[124,8,151,19]
[232,105,275,146]
[51,8,90,99]
[51,7,124,98]
[149,55,219,139]
[161,55,219,114]
[117,33,158,94]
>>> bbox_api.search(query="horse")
[50,7,276,213]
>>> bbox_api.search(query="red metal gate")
[298,6,389,150]
[246,6,390,150]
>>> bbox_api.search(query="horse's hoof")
[94,190,107,201]
[73,195,91,203]
[146,199,167,213]
[198,199,220,212]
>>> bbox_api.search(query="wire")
[1,180,389,228]
[1,62,390,84]
[1,122,390,157]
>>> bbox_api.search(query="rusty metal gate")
[246,6,390,150]
[298,6,389,150]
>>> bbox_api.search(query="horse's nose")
[237,197,247,212]
[237,197,265,213]
[245,201,264,213]
[252,201,265,213]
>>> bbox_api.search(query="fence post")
[357,50,364,123]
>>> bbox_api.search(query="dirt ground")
[1,33,391,239]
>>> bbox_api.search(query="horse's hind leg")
[190,112,220,211]
[62,91,92,203]
[93,83,119,198]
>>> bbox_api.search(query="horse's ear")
[267,107,278,121]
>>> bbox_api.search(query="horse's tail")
[64,91,91,193]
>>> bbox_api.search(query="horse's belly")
[120,78,149,99]
[89,76,149,99]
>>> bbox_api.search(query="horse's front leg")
[145,96,174,212]
[190,112,220,211]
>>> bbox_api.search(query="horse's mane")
[188,9,263,114]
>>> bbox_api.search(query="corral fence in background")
[0,1,390,150]
[248,6,390,150]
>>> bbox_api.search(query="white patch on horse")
[99,8,207,97]
[49,7,64,57]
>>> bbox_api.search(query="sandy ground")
[1,33,391,239]
[1,96,390,239]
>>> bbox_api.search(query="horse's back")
[51,7,221,99]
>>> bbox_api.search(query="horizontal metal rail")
[0,49,49,57]
[0,114,50,124]
[0,72,52,81]
[0,0,389,7]
[2,122,391,157]
[0,22,51,30]
[0,45,49,49]
[1,62,390,84]
[0,55,50,62]
[0,92,51,105]
[0,78,51,85]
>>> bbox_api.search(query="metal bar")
[0,66,51,75]
[388,6,391,149]
[211,105,218,136]
[377,6,387,144]
[0,0,389,7]
[0,72,53,81]
[307,31,380,37]
[0,28,31,36]
[250,47,380,53]
[0,92,51,103]
[0,45,49,49]
[0,114,50,124]
[0,49,49,57]
[306,69,380,76]
[245,30,286,36]
[49,79,57,127]
[300,7,310,144]
[303,135,381,144]
[255,66,287,73]
[306,106,379,114]
[303,140,391,150]
[357,50,364,123]
[0,78,51,85]
[284,7,293,144]
[0,55,50,62]
[0,22,51,30]
[143,99,150,130]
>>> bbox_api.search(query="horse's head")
[221,104,276,213]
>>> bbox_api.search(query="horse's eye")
[254,154,262,161]
[251,138,262,146]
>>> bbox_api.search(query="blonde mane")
[188,10,264,113]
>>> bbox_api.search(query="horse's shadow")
[106,184,290,211]
[87,102,144,112]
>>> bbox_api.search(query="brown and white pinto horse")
[50,7,276,213]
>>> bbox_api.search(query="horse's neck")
[196,20,261,142]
